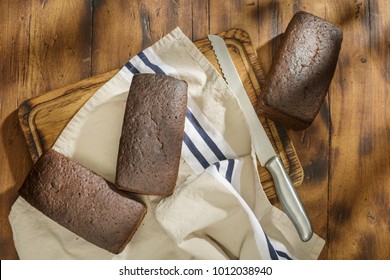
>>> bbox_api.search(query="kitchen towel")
[9,27,325,259]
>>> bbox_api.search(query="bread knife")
[208,34,313,242]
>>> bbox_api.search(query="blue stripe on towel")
[225,159,235,183]
[124,61,140,74]
[183,132,209,169]
[276,250,292,260]
[186,109,227,161]
[138,52,165,74]
[265,234,279,260]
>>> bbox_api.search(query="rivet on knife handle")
[208,34,313,241]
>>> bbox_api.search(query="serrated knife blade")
[208,34,313,242]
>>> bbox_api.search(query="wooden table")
[1,0,389,260]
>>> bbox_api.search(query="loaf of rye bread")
[116,73,188,196]
[258,11,343,130]
[19,149,147,254]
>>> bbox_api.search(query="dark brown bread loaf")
[19,149,147,254]
[116,73,188,197]
[258,11,343,130]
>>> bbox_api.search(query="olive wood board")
[18,29,303,199]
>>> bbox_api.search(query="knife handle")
[265,156,313,242]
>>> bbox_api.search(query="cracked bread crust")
[115,73,188,196]
[19,149,147,254]
[258,11,343,130]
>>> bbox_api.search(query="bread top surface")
[261,11,343,124]
[116,73,188,196]
[19,149,147,254]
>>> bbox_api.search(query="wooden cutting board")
[18,29,303,199]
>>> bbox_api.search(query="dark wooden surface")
[1,0,389,260]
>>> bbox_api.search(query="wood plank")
[328,0,390,259]
[0,0,32,260]
[0,0,94,259]
[24,0,94,162]
[256,0,280,74]
[191,0,209,41]
[209,0,260,46]
[27,0,93,95]
[91,0,193,75]
[91,0,143,74]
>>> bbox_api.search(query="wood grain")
[1,0,390,260]
[0,0,32,260]
[327,0,390,259]
[91,0,194,74]
[27,1,93,94]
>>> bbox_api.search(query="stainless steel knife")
[208,34,313,242]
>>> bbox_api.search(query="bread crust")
[19,149,147,254]
[116,73,188,196]
[258,11,343,130]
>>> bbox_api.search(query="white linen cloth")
[9,27,324,259]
